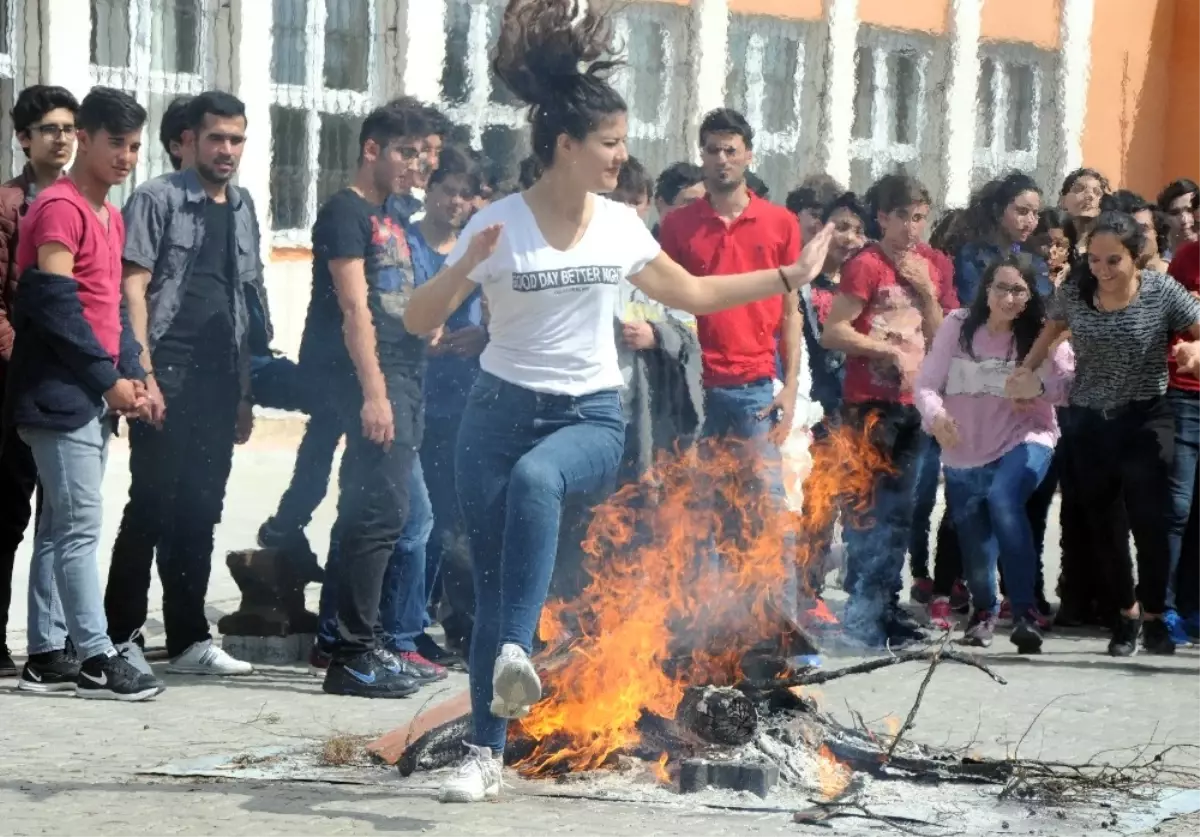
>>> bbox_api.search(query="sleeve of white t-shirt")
[608,199,661,276]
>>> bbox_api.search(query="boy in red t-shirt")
[820,174,959,648]
[1165,235,1199,640]
[4,87,161,701]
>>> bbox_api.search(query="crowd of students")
[0,0,1196,807]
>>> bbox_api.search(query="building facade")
[2,0,1196,357]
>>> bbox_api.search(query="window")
[971,45,1054,192]
[1,0,28,178]
[848,29,940,201]
[90,0,214,204]
[610,1,691,178]
[439,0,527,179]
[725,15,815,201]
[269,0,377,241]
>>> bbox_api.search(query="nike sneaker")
[76,648,165,701]
[322,651,420,698]
[17,648,80,693]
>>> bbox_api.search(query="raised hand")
[465,223,504,269]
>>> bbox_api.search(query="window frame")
[848,27,936,192]
[438,0,525,149]
[89,0,216,189]
[971,42,1055,190]
[269,0,379,246]
[1,0,27,179]
[725,14,818,200]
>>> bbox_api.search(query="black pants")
[0,415,37,648]
[328,376,422,662]
[106,365,240,657]
[270,407,342,533]
[1069,398,1174,615]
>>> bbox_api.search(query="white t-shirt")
[446,193,662,395]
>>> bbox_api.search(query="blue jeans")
[20,417,113,660]
[909,432,942,580]
[701,380,797,617]
[379,457,434,652]
[944,443,1054,615]
[420,412,465,628]
[1166,388,1199,612]
[317,457,431,650]
[840,403,924,638]
[457,372,624,752]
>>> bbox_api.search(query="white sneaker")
[439,744,502,803]
[490,643,541,719]
[114,630,153,676]
[165,640,254,676]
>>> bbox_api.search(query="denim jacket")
[954,240,1053,305]
[122,169,274,385]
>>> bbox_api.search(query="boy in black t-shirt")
[298,105,432,698]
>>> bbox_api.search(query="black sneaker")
[415,633,465,670]
[77,649,165,701]
[376,647,443,683]
[1108,612,1141,657]
[0,643,16,678]
[1011,613,1044,654]
[1142,618,1177,656]
[323,651,421,698]
[884,605,928,646]
[257,519,324,582]
[17,649,79,692]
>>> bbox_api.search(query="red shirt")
[1168,240,1200,392]
[17,178,125,360]
[659,193,800,387]
[838,242,959,405]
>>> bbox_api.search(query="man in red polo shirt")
[659,108,802,444]
[659,108,805,617]
[1166,232,1199,642]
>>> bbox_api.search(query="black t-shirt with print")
[299,188,425,383]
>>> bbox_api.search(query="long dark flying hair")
[959,253,1046,362]
[491,0,625,167]
[1068,210,1146,309]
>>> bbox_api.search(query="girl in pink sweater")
[915,253,1074,652]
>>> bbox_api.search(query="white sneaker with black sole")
[166,639,253,676]
[439,744,503,803]
[490,643,541,719]
[77,649,164,701]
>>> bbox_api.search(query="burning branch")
[737,645,1006,693]
[885,635,950,761]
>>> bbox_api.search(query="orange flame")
[651,752,670,784]
[514,421,889,776]
[817,745,852,799]
[805,598,838,624]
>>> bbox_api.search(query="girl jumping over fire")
[402,0,833,805]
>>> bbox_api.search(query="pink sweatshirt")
[915,310,1075,469]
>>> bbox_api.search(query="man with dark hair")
[0,84,80,677]
[382,97,448,220]
[1158,178,1198,253]
[659,107,805,616]
[610,155,651,219]
[653,161,705,226]
[786,187,824,244]
[105,88,269,677]
[6,86,163,700]
[301,104,432,698]
[159,94,195,171]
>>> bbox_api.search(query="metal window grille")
[725,14,820,200]
[971,43,1058,194]
[269,0,378,243]
[1,0,43,180]
[439,0,528,184]
[89,0,218,206]
[610,1,692,178]
[848,27,943,202]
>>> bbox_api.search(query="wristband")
[778,267,793,293]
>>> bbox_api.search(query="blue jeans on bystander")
[1166,388,1199,613]
[943,442,1053,617]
